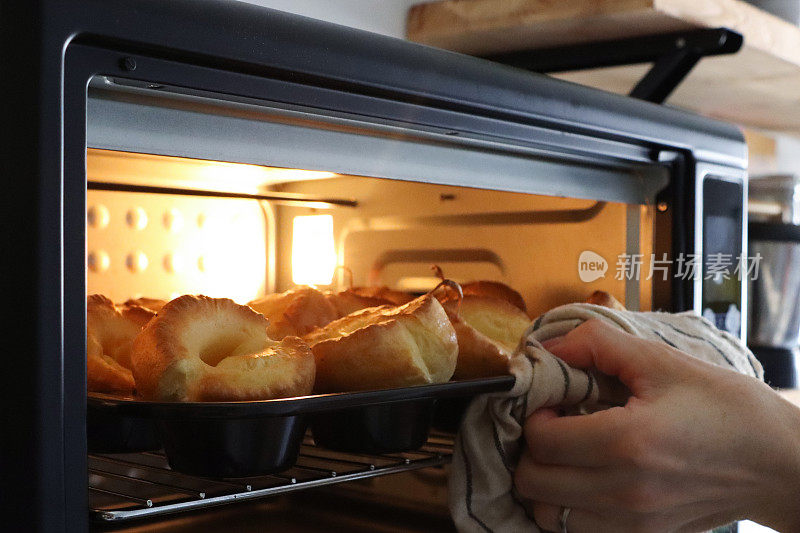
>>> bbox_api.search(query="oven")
[3,0,748,530]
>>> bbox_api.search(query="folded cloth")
[449,303,763,533]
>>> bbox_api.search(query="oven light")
[292,215,336,286]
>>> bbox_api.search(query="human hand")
[513,319,800,532]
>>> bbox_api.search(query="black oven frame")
[3,0,747,530]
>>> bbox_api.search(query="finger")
[530,502,562,533]
[524,408,625,467]
[541,336,565,351]
[546,319,667,393]
[513,450,617,509]
[531,501,612,533]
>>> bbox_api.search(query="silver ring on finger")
[559,506,571,533]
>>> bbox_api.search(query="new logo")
[578,250,608,283]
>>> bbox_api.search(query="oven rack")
[89,432,455,522]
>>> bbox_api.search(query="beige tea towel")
[449,303,763,533]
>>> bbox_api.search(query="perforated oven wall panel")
[86,192,270,304]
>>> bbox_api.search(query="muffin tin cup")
[157,416,307,478]
[431,396,473,434]
[87,375,514,478]
[87,398,162,453]
[310,399,435,454]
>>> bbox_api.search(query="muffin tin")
[87,375,514,478]
[87,396,162,454]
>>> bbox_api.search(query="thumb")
[543,319,666,396]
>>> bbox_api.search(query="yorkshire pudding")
[429,270,530,379]
[248,286,399,339]
[460,281,527,314]
[131,295,315,402]
[86,294,156,394]
[248,287,340,340]
[123,297,167,313]
[325,289,394,318]
[441,294,531,379]
[349,286,415,306]
[304,294,458,392]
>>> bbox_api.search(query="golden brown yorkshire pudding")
[325,289,394,318]
[330,266,414,307]
[585,290,626,311]
[429,265,528,315]
[86,294,157,394]
[131,295,315,402]
[248,287,340,340]
[428,268,531,379]
[304,294,458,393]
[460,281,528,314]
[440,295,531,379]
[123,297,167,313]
[248,285,401,339]
[87,332,135,394]
[348,286,415,306]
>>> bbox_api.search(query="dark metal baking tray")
[87,376,514,477]
[432,396,474,434]
[87,395,161,454]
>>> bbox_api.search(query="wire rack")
[89,432,454,522]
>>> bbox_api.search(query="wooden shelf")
[408,0,800,136]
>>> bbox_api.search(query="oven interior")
[88,149,656,314]
[83,76,665,527]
